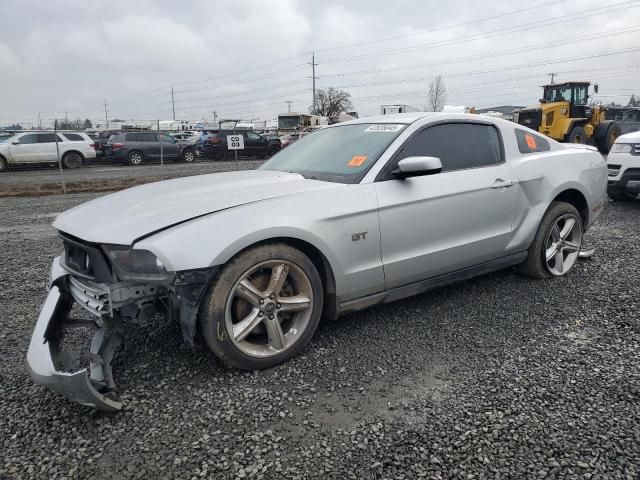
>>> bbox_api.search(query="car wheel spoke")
[266,264,289,297]
[550,224,561,242]
[236,279,264,307]
[563,240,580,253]
[554,250,564,273]
[559,218,575,240]
[233,308,262,342]
[264,314,286,351]
[278,294,311,312]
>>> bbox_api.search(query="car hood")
[618,130,640,143]
[53,170,339,245]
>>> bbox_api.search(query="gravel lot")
[1,193,639,479]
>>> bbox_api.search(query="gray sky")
[1,0,639,127]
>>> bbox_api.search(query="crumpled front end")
[27,254,215,411]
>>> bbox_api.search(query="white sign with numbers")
[227,134,244,150]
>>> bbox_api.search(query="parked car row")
[0,128,285,170]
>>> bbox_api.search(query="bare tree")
[310,87,354,118]
[426,75,447,112]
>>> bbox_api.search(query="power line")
[319,0,640,63]
[315,0,570,53]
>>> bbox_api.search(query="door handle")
[491,179,514,188]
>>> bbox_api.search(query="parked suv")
[0,131,96,171]
[107,131,196,165]
[195,130,281,160]
[606,130,640,201]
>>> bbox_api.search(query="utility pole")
[104,99,109,128]
[213,109,217,123]
[286,100,293,113]
[37,113,42,129]
[171,85,176,120]
[310,51,318,113]
[548,73,558,84]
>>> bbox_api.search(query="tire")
[128,150,144,166]
[62,151,83,169]
[566,126,587,144]
[597,123,621,154]
[0,156,7,172]
[199,243,323,370]
[608,189,636,202]
[181,148,196,163]
[518,201,583,279]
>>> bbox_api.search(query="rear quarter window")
[62,133,85,141]
[515,129,550,154]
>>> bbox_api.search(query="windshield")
[544,86,572,103]
[0,134,14,142]
[260,123,405,184]
[278,116,300,129]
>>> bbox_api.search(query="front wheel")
[199,243,323,370]
[518,201,583,279]
[181,148,196,163]
[62,151,83,169]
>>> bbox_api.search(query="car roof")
[335,112,508,127]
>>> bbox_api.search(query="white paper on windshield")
[365,124,404,132]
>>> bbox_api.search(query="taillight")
[89,143,96,149]
[111,143,124,150]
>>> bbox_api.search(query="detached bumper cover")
[27,286,123,411]
[27,256,216,411]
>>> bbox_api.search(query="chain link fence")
[0,119,280,197]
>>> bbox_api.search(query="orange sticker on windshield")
[348,155,368,167]
[525,133,537,149]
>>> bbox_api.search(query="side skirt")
[338,252,528,315]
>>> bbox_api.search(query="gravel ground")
[1,194,639,479]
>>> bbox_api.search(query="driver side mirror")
[11,141,19,145]
[594,84,599,94]
[391,156,442,179]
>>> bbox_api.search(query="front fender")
[135,184,384,301]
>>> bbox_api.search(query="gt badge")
[352,232,367,242]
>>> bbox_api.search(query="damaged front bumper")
[26,256,215,411]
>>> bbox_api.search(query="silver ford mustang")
[27,113,607,410]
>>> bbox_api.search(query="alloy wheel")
[225,260,313,358]
[183,150,195,162]
[130,152,143,165]
[544,214,582,276]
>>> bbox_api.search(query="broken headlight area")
[27,255,217,411]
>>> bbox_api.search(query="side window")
[125,133,138,141]
[395,123,502,173]
[515,129,550,154]
[37,133,63,143]
[246,131,261,140]
[160,134,174,142]
[62,133,84,141]
[17,134,38,144]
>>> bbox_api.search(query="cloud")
[0,0,638,125]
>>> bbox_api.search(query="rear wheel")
[199,243,323,370]
[181,148,196,163]
[128,150,144,166]
[519,201,583,279]
[62,151,83,169]
[566,126,587,144]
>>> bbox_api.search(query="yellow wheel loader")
[515,82,621,154]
